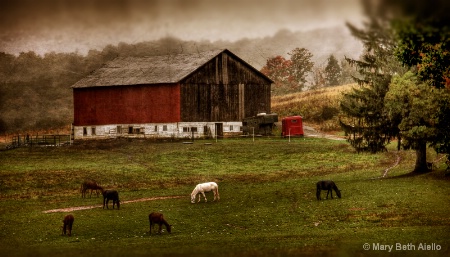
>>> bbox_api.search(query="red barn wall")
[73,84,180,126]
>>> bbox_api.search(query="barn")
[71,49,273,139]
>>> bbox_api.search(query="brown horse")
[61,214,74,236]
[81,180,104,198]
[149,212,172,234]
[316,180,341,200]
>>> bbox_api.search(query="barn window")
[183,127,198,133]
[154,125,158,132]
[83,127,87,136]
[128,126,133,134]
[163,125,167,131]
[230,125,234,131]
[91,127,96,135]
[117,126,122,134]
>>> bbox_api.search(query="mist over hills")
[227,26,363,69]
[0,24,363,70]
[106,26,363,70]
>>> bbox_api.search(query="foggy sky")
[0,0,364,55]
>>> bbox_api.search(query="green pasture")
[0,137,449,257]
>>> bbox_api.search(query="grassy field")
[0,137,449,257]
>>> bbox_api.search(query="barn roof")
[72,49,271,88]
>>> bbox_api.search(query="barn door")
[215,123,223,139]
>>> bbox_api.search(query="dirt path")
[43,195,185,214]
[303,125,345,141]
[381,152,401,178]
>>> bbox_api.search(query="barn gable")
[71,49,273,139]
[180,50,272,122]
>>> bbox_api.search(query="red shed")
[71,49,273,139]
[281,116,304,137]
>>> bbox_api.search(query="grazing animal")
[316,180,341,200]
[191,182,220,203]
[61,214,74,236]
[149,212,172,234]
[81,180,104,198]
[103,190,120,209]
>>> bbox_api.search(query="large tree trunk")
[414,141,428,173]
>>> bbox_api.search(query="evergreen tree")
[324,54,341,86]
[311,65,326,90]
[339,58,356,85]
[339,17,407,153]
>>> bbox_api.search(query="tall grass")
[271,84,354,131]
[0,138,449,257]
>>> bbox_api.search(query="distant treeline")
[0,50,99,134]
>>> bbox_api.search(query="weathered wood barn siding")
[73,84,180,126]
[71,49,273,139]
[180,51,272,122]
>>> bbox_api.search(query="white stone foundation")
[73,122,243,139]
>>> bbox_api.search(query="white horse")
[191,182,220,203]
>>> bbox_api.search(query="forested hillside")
[0,51,102,133]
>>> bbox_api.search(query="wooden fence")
[8,134,72,149]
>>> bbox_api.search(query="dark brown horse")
[103,190,120,209]
[316,180,341,200]
[81,180,104,198]
[149,212,172,234]
[61,214,74,236]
